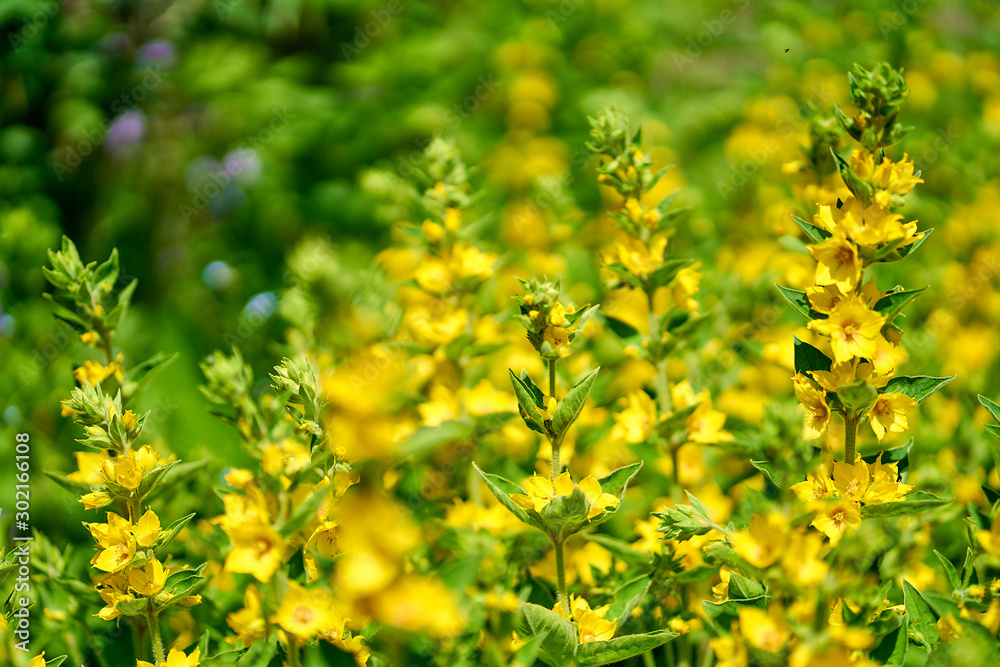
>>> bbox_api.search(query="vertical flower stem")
[548,359,561,481]
[146,607,165,665]
[844,411,859,463]
[554,538,569,614]
[288,636,302,667]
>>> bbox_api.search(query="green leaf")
[510,369,546,431]
[861,439,912,473]
[145,458,212,503]
[703,594,767,620]
[512,631,547,667]
[574,630,678,666]
[978,395,1000,423]
[685,491,712,522]
[648,259,696,290]
[873,287,926,321]
[520,370,546,407]
[552,368,600,440]
[775,284,814,320]
[727,571,766,601]
[154,513,197,555]
[42,470,94,496]
[793,336,832,374]
[398,419,474,458]
[903,580,940,648]
[278,484,328,538]
[473,463,544,531]
[597,462,643,496]
[791,214,830,243]
[607,575,651,630]
[881,375,955,402]
[861,492,950,518]
[44,657,69,667]
[893,228,932,261]
[933,550,961,593]
[114,597,149,617]
[602,314,639,340]
[92,248,120,287]
[105,279,139,330]
[871,618,909,667]
[833,150,876,204]
[233,635,279,666]
[569,304,601,341]
[121,352,179,401]
[521,603,577,666]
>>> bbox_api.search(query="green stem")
[549,358,557,399]
[548,359,561,481]
[554,538,569,614]
[288,635,302,667]
[146,608,165,665]
[642,650,656,667]
[844,411,858,463]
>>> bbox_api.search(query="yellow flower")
[810,498,861,544]
[832,460,870,502]
[609,390,657,443]
[449,243,497,281]
[273,581,342,640]
[603,235,667,279]
[543,326,572,358]
[128,557,167,596]
[81,331,100,345]
[867,392,918,440]
[554,596,617,643]
[68,450,109,484]
[709,624,748,667]
[976,517,1000,556]
[304,520,339,582]
[671,262,702,314]
[808,296,886,363]
[578,475,620,519]
[685,398,733,444]
[137,647,200,667]
[73,353,125,386]
[791,470,835,503]
[226,585,267,645]
[511,472,575,513]
[738,607,790,653]
[731,513,787,568]
[809,230,862,292]
[223,520,286,583]
[414,258,452,293]
[805,284,845,315]
[80,491,113,509]
[792,374,830,441]
[28,653,46,667]
[782,530,829,587]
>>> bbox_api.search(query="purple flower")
[105,111,145,153]
[136,40,177,69]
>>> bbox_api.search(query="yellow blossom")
[810,498,862,544]
[808,296,886,363]
[738,607,790,653]
[867,392,918,440]
[273,581,342,640]
[731,513,787,568]
[792,373,830,440]
[137,647,200,667]
[809,229,862,292]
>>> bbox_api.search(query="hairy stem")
[146,608,165,665]
[554,538,569,614]
[844,411,859,463]
[288,635,302,667]
[548,359,561,481]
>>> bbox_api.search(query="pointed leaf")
[794,336,832,374]
[510,369,545,429]
[521,603,577,666]
[861,492,949,518]
[792,214,830,243]
[933,550,961,593]
[278,485,328,538]
[607,576,651,630]
[574,630,678,666]
[903,580,940,648]
[871,618,908,667]
[873,287,926,321]
[597,462,642,496]
[775,284,813,320]
[648,259,695,290]
[552,368,600,439]
[881,375,955,403]
[473,463,543,531]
